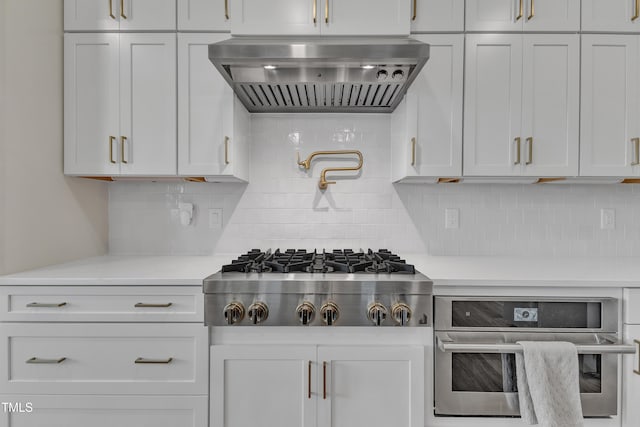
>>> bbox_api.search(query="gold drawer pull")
[26,302,67,308]
[26,357,66,364]
[135,357,173,364]
[412,0,417,21]
[120,0,127,19]
[325,0,329,24]
[411,137,416,166]
[134,302,173,308]
[635,340,640,375]
[514,137,521,165]
[108,0,116,19]
[224,136,230,165]
[633,0,639,21]
[225,0,230,20]
[527,0,535,20]
[313,0,317,23]
[516,0,523,20]
[109,136,117,163]
[526,137,533,165]
[632,138,640,166]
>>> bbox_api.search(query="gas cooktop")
[220,248,416,274]
[203,249,432,327]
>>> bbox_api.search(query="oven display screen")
[451,301,602,328]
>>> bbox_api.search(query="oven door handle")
[436,336,637,355]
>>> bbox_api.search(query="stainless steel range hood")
[208,37,429,113]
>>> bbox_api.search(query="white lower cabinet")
[0,395,207,427]
[210,345,424,427]
[623,326,640,426]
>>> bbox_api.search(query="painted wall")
[0,0,108,274]
[109,115,640,257]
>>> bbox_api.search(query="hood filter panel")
[237,82,402,112]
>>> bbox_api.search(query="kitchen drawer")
[0,394,207,427]
[624,289,640,324]
[0,286,203,322]
[0,323,208,395]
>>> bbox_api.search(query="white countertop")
[1,254,639,288]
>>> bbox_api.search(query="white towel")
[515,341,584,427]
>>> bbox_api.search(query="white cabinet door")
[583,0,640,33]
[117,0,177,31]
[580,35,640,177]
[178,0,232,31]
[465,0,524,32]
[64,0,120,31]
[64,34,120,176]
[322,0,410,35]
[232,0,320,35]
[317,346,424,427]
[119,34,177,176]
[178,34,231,176]
[464,34,523,176]
[64,0,176,31]
[0,395,207,427]
[521,34,579,176]
[403,34,463,179]
[210,345,316,427]
[411,0,464,32]
[521,0,580,32]
[466,0,579,32]
[623,325,640,427]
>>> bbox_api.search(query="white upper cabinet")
[178,34,250,181]
[411,0,464,32]
[583,0,640,33]
[465,0,580,32]
[580,35,640,177]
[321,0,410,35]
[64,33,177,176]
[392,34,464,182]
[178,0,232,31]
[119,34,177,176]
[64,34,120,176]
[64,0,177,31]
[464,34,523,176]
[464,34,579,177]
[520,34,579,176]
[232,0,409,35]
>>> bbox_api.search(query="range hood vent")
[209,37,430,114]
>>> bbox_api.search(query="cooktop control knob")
[320,302,339,326]
[223,301,245,325]
[367,302,388,326]
[248,301,269,325]
[296,301,316,325]
[391,302,412,326]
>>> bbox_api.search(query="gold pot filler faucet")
[296,150,364,190]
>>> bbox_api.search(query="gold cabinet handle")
[313,0,317,23]
[134,302,173,308]
[412,0,417,21]
[26,302,67,308]
[632,138,640,166]
[109,0,116,19]
[526,137,533,165]
[411,137,416,166]
[224,136,230,165]
[120,0,127,19]
[633,0,639,21]
[516,0,524,20]
[322,361,327,399]
[514,137,521,165]
[26,357,66,364]
[109,136,117,164]
[308,361,312,399]
[325,0,329,24]
[225,0,230,20]
[135,357,173,364]
[121,136,128,164]
[634,340,640,375]
[527,0,535,20]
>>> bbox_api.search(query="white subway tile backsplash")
[108,115,640,256]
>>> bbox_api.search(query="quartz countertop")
[0,254,639,288]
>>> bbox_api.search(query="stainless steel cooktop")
[203,249,432,327]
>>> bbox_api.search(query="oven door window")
[451,353,601,393]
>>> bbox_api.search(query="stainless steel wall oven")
[434,297,636,417]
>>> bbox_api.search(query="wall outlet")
[445,208,459,229]
[209,208,223,230]
[601,208,615,230]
